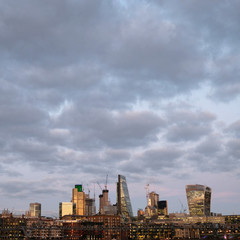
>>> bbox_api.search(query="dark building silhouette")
[158,200,168,216]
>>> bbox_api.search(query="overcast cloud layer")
[0,0,240,216]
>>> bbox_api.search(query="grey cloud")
[107,2,207,98]
[186,136,240,173]
[166,125,210,142]
[0,84,52,167]
[103,149,131,162]
[3,140,74,172]
[209,56,240,101]
[156,0,240,48]
[11,139,55,160]
[0,80,49,141]
[141,147,183,170]
[118,159,145,174]
[195,136,222,156]
[0,104,47,128]
[165,110,216,142]
[96,111,164,148]
[92,0,206,99]
[0,179,66,199]
[123,173,145,183]
[0,0,239,108]
[226,139,240,159]
[167,110,216,124]
[0,0,118,67]
[185,152,217,172]
[56,108,165,149]
[0,80,23,106]
[226,120,240,138]
[0,0,209,108]
[172,173,190,180]
[0,164,22,177]
[20,64,104,91]
[154,0,240,102]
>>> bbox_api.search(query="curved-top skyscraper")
[117,174,133,218]
[185,184,211,216]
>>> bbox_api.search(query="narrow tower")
[117,174,133,218]
[72,184,85,215]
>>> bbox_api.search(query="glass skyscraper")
[117,174,133,218]
[186,184,211,216]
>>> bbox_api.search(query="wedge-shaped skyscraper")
[117,175,133,218]
[186,184,211,216]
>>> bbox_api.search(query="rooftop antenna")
[94,183,96,200]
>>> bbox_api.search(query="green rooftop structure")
[75,184,83,192]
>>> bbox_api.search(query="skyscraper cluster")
[59,174,133,219]
[141,185,168,218]
[58,177,213,220]
[59,184,96,218]
[22,180,213,222]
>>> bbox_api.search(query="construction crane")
[97,182,103,192]
[145,184,150,206]
[178,199,187,213]
[104,174,108,190]
[87,184,90,195]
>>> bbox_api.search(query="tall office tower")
[29,203,41,217]
[186,184,211,216]
[85,194,96,216]
[157,200,168,216]
[117,174,133,218]
[149,191,159,208]
[59,202,76,219]
[72,184,85,215]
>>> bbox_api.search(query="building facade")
[72,184,85,215]
[59,202,76,219]
[149,192,159,209]
[158,200,168,216]
[117,175,133,218]
[29,202,41,218]
[85,195,96,216]
[88,215,121,240]
[186,184,211,216]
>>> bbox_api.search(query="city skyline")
[0,176,235,217]
[0,0,240,217]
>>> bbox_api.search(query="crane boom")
[97,182,102,191]
[105,174,108,190]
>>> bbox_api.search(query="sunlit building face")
[117,175,133,218]
[29,202,41,218]
[186,184,211,216]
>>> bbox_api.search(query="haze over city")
[0,0,240,217]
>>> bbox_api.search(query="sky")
[0,0,240,217]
